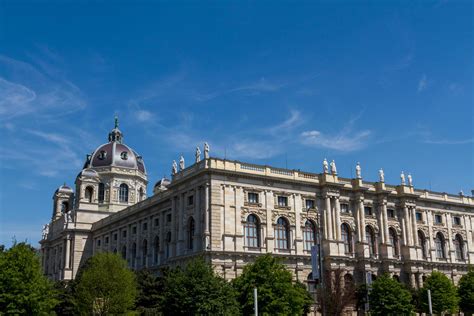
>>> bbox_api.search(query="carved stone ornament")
[271,211,295,223]
[241,208,267,223]
[388,223,402,235]
[341,219,356,232]
[365,221,379,233]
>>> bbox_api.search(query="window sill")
[275,206,291,210]
[245,202,262,207]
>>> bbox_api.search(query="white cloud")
[134,110,154,122]
[423,138,474,145]
[418,74,428,92]
[300,129,372,151]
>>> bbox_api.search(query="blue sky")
[0,1,472,247]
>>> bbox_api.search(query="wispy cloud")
[423,138,474,145]
[300,129,372,151]
[134,109,155,122]
[418,74,428,92]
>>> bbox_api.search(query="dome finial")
[114,115,119,129]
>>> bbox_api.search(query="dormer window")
[120,151,128,160]
[98,150,107,160]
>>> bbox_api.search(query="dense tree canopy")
[419,271,459,315]
[135,269,162,315]
[74,252,137,315]
[0,242,58,314]
[232,254,312,315]
[159,258,239,315]
[458,269,474,315]
[368,274,413,316]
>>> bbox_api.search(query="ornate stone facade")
[41,125,474,295]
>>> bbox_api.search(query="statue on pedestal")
[195,146,201,163]
[356,162,362,179]
[204,142,210,159]
[179,156,185,171]
[407,173,413,187]
[400,171,406,185]
[379,168,385,182]
[323,158,329,174]
[42,224,49,240]
[172,160,178,175]
[330,160,337,175]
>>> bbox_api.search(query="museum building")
[40,119,474,290]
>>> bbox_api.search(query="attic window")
[98,150,107,160]
[120,151,128,160]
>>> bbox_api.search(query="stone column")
[195,186,201,250]
[64,236,71,270]
[265,190,274,251]
[204,184,210,249]
[403,205,412,246]
[325,196,333,240]
[411,207,418,246]
[177,194,184,255]
[334,197,341,240]
[381,202,389,244]
[359,198,366,242]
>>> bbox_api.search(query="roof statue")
[400,171,406,185]
[179,155,185,171]
[42,224,49,240]
[172,160,178,175]
[195,146,201,163]
[379,168,385,182]
[408,173,413,187]
[204,142,210,159]
[323,158,329,174]
[356,162,362,179]
[330,160,337,175]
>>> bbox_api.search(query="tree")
[74,252,137,315]
[316,269,356,316]
[0,242,58,314]
[368,274,413,316]
[159,258,240,315]
[135,269,162,315]
[232,254,312,315]
[419,271,459,315]
[458,269,474,316]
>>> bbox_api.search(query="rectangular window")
[105,236,109,244]
[122,230,127,238]
[167,214,172,222]
[387,209,395,218]
[154,218,159,227]
[188,195,194,206]
[248,192,259,204]
[340,203,349,213]
[277,196,288,207]
[132,226,137,234]
[416,212,423,222]
[305,199,315,210]
[453,216,461,226]
[96,239,101,247]
[364,207,373,216]
[114,233,118,241]
[143,222,148,231]
[435,214,442,224]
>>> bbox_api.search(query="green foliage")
[135,269,162,315]
[0,242,58,314]
[419,271,459,315]
[74,252,137,315]
[316,269,356,316]
[368,274,413,316]
[458,269,474,315]
[160,258,240,315]
[53,280,77,315]
[232,254,312,315]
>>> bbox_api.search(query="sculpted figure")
[172,160,178,175]
[204,142,210,159]
[179,155,185,171]
[379,168,385,182]
[400,171,406,185]
[323,158,329,174]
[42,224,49,239]
[195,146,201,163]
[407,173,413,187]
[356,162,362,179]
[330,160,337,175]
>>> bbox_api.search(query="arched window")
[344,273,354,290]
[389,228,399,257]
[418,230,427,258]
[121,245,127,260]
[166,232,171,259]
[341,223,353,254]
[307,272,316,293]
[275,217,290,250]
[153,236,159,265]
[119,184,129,203]
[138,187,144,202]
[435,232,446,259]
[98,183,105,203]
[131,242,137,268]
[61,201,69,213]
[303,220,317,251]
[366,226,376,256]
[454,234,464,260]
[142,239,148,267]
[188,217,195,250]
[85,186,93,203]
[245,214,260,248]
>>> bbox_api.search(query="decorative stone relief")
[241,208,267,224]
